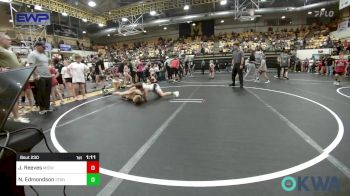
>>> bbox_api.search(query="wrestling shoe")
[173,91,179,98]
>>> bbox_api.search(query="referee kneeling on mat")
[229,43,245,88]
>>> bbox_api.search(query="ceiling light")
[153,19,169,23]
[0,0,12,3]
[62,12,68,16]
[143,30,147,33]
[214,11,231,16]
[186,21,191,23]
[281,16,286,19]
[183,15,198,19]
[220,20,224,23]
[26,4,30,8]
[308,11,312,15]
[107,34,110,36]
[98,23,103,27]
[106,28,117,32]
[260,0,266,2]
[123,34,126,36]
[163,26,167,30]
[82,31,86,34]
[88,1,96,7]
[122,17,128,22]
[192,23,196,26]
[34,5,42,11]
[150,10,156,16]
[220,0,227,5]
[321,8,325,11]
[82,18,87,22]
[184,5,190,10]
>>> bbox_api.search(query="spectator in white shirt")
[68,54,88,100]
[61,60,74,98]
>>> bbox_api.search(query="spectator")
[209,60,215,79]
[53,57,64,96]
[0,33,30,122]
[334,52,348,86]
[170,56,180,81]
[201,60,205,75]
[123,62,132,84]
[69,54,89,100]
[94,54,106,89]
[49,63,64,106]
[61,60,74,98]
[136,60,145,82]
[28,41,52,115]
[325,55,334,76]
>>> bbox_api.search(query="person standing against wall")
[229,43,245,88]
[28,41,52,115]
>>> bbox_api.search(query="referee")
[229,43,245,88]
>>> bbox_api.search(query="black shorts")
[171,68,178,75]
[64,78,72,83]
[166,66,172,75]
[137,72,143,78]
[95,69,101,75]
[57,75,64,84]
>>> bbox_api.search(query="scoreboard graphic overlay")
[16,153,100,186]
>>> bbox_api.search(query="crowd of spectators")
[111,21,344,58]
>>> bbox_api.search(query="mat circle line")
[50,85,344,187]
[336,86,350,99]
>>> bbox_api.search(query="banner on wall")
[15,12,51,26]
[59,44,72,51]
[340,0,350,10]
[338,18,350,31]
[179,20,214,38]
[47,24,80,38]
